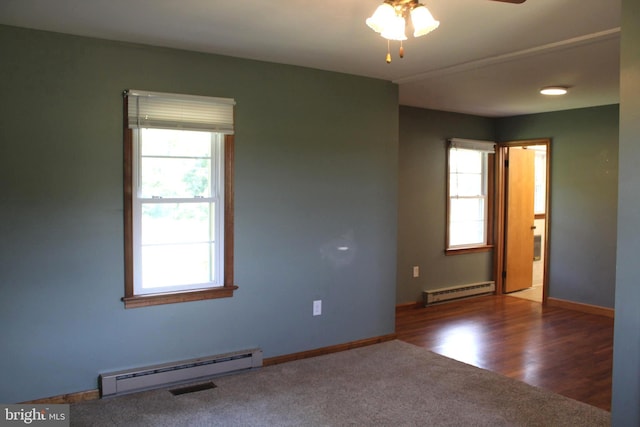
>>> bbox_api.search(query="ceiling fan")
[366,0,527,63]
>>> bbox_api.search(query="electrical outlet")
[313,300,322,316]
[413,266,420,278]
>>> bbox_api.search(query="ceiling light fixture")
[366,0,440,64]
[540,86,569,95]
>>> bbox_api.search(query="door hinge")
[504,159,509,167]
[502,270,507,279]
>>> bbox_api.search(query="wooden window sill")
[122,286,239,309]
[445,245,494,256]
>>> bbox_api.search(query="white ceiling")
[0,0,621,117]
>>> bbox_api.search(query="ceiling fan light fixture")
[410,5,440,37]
[540,86,568,95]
[366,0,526,63]
[366,0,438,63]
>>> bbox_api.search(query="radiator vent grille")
[423,281,495,306]
[100,348,262,398]
[113,353,251,381]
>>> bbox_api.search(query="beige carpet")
[71,340,609,426]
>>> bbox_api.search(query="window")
[446,139,495,253]
[533,148,547,215]
[122,90,237,308]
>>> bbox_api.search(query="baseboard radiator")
[423,281,495,306]
[99,348,263,398]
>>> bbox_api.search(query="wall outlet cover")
[313,300,322,316]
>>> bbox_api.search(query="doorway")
[495,140,550,303]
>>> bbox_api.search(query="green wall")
[497,105,619,308]
[397,106,495,303]
[0,25,398,402]
[612,0,640,422]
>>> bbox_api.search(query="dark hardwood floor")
[396,295,614,411]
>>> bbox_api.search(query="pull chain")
[386,39,392,63]
[385,40,406,63]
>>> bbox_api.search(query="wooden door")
[504,147,536,293]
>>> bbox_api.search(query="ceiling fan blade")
[489,0,526,3]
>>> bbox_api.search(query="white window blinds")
[125,90,235,134]
[448,138,496,153]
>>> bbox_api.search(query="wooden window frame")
[445,147,495,256]
[122,105,237,309]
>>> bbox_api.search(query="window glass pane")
[141,128,211,157]
[534,150,546,214]
[450,198,486,246]
[140,128,212,199]
[450,172,483,197]
[141,203,213,245]
[141,243,214,289]
[449,220,485,246]
[450,198,485,222]
[141,157,211,198]
[450,149,483,174]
